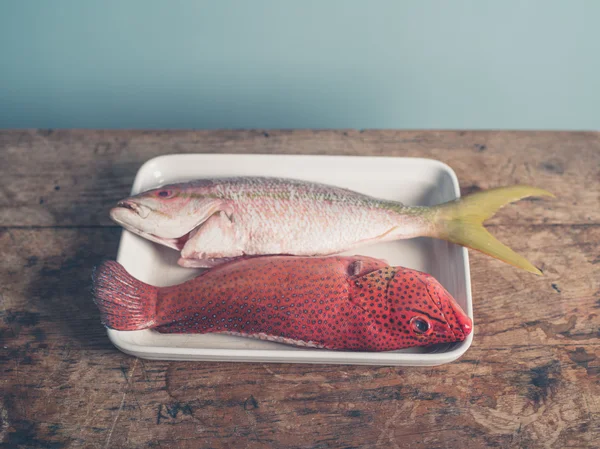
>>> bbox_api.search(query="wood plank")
[1,130,598,227]
[1,129,599,448]
[1,225,598,449]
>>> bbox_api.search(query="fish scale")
[110,177,552,274]
[92,255,472,352]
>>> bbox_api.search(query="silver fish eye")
[157,189,173,198]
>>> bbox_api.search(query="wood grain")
[1,130,599,449]
[2,130,599,227]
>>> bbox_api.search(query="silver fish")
[110,177,552,273]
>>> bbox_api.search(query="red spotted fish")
[110,177,552,273]
[92,255,472,351]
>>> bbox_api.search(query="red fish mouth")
[437,295,472,340]
[422,278,472,341]
[455,314,472,337]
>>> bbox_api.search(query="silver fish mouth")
[110,206,195,251]
[116,200,151,219]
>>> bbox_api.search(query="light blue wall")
[1,1,598,130]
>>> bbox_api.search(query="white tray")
[108,154,473,365]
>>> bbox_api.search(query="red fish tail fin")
[92,261,158,331]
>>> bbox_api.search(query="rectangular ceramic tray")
[108,154,473,365]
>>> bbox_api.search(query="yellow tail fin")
[431,186,554,275]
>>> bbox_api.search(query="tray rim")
[107,153,474,365]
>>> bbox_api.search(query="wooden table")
[1,130,599,449]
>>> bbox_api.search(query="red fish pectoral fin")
[348,260,364,276]
[346,256,389,278]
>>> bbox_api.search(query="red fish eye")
[156,190,173,198]
[410,317,431,334]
